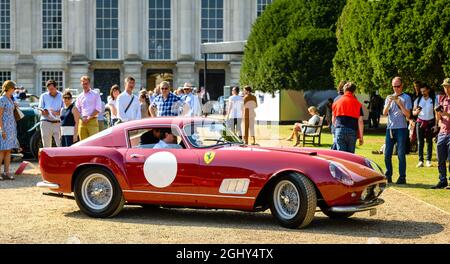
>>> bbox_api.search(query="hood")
[236,145,385,185]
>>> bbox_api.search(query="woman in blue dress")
[0,80,19,180]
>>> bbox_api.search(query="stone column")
[229,61,242,86]
[126,0,140,60]
[68,62,90,94]
[178,0,193,60]
[123,61,143,91]
[15,0,35,93]
[70,0,87,60]
[175,61,195,88]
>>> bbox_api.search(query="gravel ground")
[0,161,450,244]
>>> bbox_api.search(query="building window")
[0,71,11,84]
[0,0,11,49]
[257,0,273,17]
[42,0,63,49]
[41,71,64,93]
[201,0,223,60]
[148,0,171,60]
[96,0,119,59]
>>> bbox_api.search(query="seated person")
[153,128,183,149]
[286,106,320,146]
[140,128,161,145]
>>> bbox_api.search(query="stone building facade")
[0,0,273,100]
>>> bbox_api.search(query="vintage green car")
[16,95,42,159]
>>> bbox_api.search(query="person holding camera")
[432,78,450,189]
[413,83,436,168]
[383,77,412,184]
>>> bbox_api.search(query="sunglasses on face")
[393,85,401,88]
[161,87,169,90]
[63,97,72,100]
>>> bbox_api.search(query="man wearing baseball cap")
[432,78,450,189]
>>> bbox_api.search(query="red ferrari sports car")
[37,117,386,229]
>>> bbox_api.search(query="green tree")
[333,0,450,96]
[240,0,346,93]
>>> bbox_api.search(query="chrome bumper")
[36,181,60,190]
[329,198,384,213]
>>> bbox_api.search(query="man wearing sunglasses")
[150,81,188,117]
[383,76,412,184]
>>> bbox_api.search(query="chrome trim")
[36,181,60,189]
[329,198,384,213]
[123,190,255,200]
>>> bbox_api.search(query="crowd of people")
[0,76,259,179]
[3,74,450,189]
[324,76,450,189]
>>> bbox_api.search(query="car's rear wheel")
[30,130,42,160]
[74,168,124,218]
[269,173,317,229]
[320,206,354,219]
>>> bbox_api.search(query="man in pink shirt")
[75,76,102,140]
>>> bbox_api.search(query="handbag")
[14,106,24,121]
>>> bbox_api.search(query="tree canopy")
[333,0,450,96]
[240,0,346,93]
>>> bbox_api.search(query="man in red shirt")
[332,82,364,153]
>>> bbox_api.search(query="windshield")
[183,122,243,148]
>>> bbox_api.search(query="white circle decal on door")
[143,152,178,188]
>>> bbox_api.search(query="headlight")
[329,162,354,186]
[365,158,384,175]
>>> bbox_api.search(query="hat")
[183,82,192,89]
[442,78,450,86]
[2,80,16,94]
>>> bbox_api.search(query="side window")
[128,127,186,149]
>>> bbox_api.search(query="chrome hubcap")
[81,174,113,211]
[273,180,300,220]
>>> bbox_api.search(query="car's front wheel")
[74,168,124,218]
[269,173,317,229]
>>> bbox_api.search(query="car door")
[193,147,259,209]
[123,126,200,205]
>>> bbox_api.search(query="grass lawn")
[255,123,450,213]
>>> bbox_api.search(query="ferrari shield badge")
[204,151,216,165]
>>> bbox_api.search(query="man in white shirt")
[226,86,244,138]
[412,83,436,168]
[116,76,141,122]
[181,82,202,117]
[153,128,182,149]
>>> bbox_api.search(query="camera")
[435,105,444,112]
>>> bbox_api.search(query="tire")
[30,131,42,160]
[269,173,317,229]
[74,167,125,218]
[320,206,354,219]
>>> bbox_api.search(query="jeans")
[61,135,73,147]
[330,123,337,150]
[436,133,450,184]
[384,128,408,181]
[335,127,357,153]
[416,121,433,162]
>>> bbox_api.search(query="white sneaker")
[416,161,424,168]
[426,161,432,167]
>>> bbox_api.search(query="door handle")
[130,154,145,159]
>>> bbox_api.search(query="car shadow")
[64,206,445,239]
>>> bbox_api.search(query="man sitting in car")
[153,128,182,149]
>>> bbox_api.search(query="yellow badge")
[204,151,216,165]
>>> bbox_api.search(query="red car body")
[38,117,386,228]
